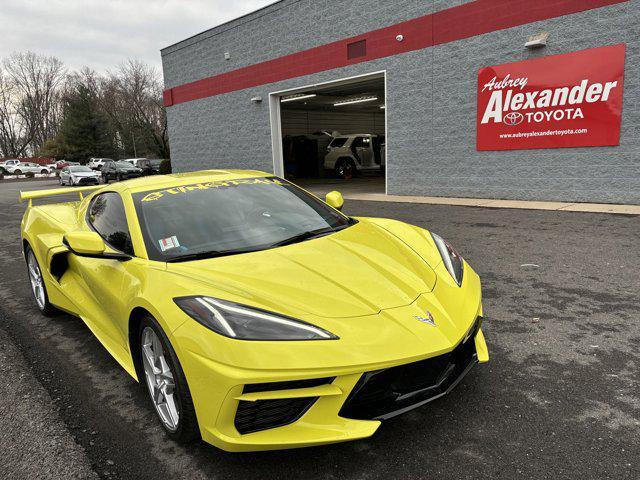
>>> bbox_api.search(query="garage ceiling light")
[281,93,317,103]
[334,96,378,106]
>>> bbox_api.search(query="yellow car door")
[65,192,139,370]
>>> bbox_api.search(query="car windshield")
[116,161,133,167]
[69,166,92,172]
[132,176,353,262]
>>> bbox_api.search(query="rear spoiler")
[20,185,103,206]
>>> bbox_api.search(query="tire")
[138,315,199,443]
[25,245,59,316]
[14,169,22,175]
[40,169,48,174]
[102,173,108,184]
[117,173,123,182]
[334,158,356,179]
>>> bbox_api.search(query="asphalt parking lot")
[0,179,638,480]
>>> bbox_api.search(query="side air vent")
[49,251,69,280]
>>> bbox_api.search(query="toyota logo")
[504,112,524,126]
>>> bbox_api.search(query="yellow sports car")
[20,170,488,452]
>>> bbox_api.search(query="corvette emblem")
[414,311,436,326]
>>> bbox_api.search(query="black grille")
[77,177,98,185]
[235,397,317,434]
[235,377,334,434]
[339,319,481,421]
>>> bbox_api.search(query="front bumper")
[121,172,142,179]
[74,177,100,185]
[174,321,488,452]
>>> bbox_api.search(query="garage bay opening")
[275,73,386,196]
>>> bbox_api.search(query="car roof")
[113,169,272,194]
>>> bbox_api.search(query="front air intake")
[234,377,334,434]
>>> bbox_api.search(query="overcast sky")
[0,0,275,75]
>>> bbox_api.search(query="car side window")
[352,137,365,149]
[88,193,134,255]
[329,137,348,148]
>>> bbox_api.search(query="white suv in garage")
[324,134,385,178]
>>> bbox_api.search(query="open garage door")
[271,72,386,195]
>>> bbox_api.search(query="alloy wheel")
[27,250,45,310]
[141,327,180,431]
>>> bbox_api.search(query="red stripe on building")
[164,0,627,107]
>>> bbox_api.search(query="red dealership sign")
[477,44,626,151]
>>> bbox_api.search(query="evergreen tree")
[59,83,113,163]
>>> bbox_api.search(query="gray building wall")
[162,0,640,204]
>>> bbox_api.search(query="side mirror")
[325,191,344,211]
[63,231,131,261]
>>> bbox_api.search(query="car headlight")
[431,233,464,286]
[174,296,338,341]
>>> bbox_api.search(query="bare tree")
[0,70,29,156]
[0,52,65,157]
[0,54,169,161]
[101,60,169,159]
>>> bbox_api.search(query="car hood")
[165,220,437,319]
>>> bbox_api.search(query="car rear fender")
[21,205,83,314]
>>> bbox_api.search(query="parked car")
[0,159,21,173]
[5,162,52,175]
[20,169,488,451]
[323,134,385,178]
[101,160,143,183]
[137,158,163,175]
[53,160,80,170]
[59,165,101,186]
[88,158,113,170]
[54,160,80,170]
[123,158,149,168]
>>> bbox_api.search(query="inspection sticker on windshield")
[159,236,180,252]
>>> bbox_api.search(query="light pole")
[131,131,137,157]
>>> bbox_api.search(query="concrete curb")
[338,192,640,215]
